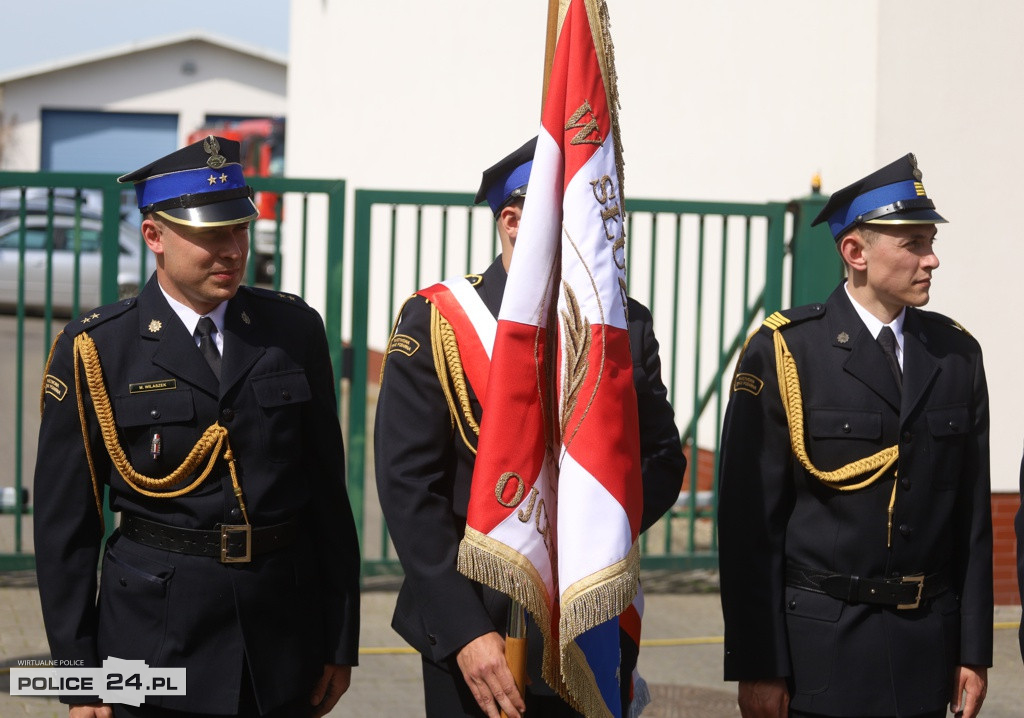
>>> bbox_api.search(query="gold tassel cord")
[773,329,898,491]
[72,332,249,525]
[430,306,480,453]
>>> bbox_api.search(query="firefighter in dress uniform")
[374,138,687,718]
[718,154,992,718]
[33,137,361,718]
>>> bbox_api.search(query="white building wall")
[875,1,1024,493]
[1,40,286,171]
[286,0,1021,490]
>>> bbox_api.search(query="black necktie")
[196,316,222,380]
[877,326,901,389]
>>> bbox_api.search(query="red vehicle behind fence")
[187,118,285,281]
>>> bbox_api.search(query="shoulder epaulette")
[239,285,313,311]
[919,309,972,337]
[64,297,137,337]
[761,303,826,332]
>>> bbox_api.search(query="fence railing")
[349,190,794,575]
[1,172,837,575]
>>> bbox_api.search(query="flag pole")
[500,4,562,716]
[541,0,561,110]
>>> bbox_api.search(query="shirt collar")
[843,282,906,358]
[157,282,227,347]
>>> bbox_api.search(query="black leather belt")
[786,565,950,610]
[120,513,300,564]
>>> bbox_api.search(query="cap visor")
[864,209,947,226]
[156,197,259,227]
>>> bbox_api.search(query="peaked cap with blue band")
[118,135,258,228]
[812,153,946,240]
[475,137,537,215]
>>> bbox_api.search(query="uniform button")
[899,524,913,537]
[788,600,797,610]
[901,477,912,490]
[119,578,128,587]
[150,409,160,419]
[902,431,913,443]
[220,408,235,423]
[948,421,959,431]
[229,508,241,520]
[428,634,437,646]
[281,389,291,401]
[841,423,851,434]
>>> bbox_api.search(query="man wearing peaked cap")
[375,139,686,717]
[718,154,991,718]
[33,136,361,717]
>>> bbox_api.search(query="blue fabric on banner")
[574,617,622,717]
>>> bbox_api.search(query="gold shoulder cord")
[430,304,480,453]
[771,325,901,546]
[68,332,250,531]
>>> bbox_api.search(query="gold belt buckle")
[220,524,252,563]
[897,574,924,610]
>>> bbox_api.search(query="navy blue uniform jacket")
[33,277,360,714]
[718,284,992,716]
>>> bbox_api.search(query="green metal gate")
[347,190,839,576]
[0,173,838,575]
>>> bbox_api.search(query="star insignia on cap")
[148,319,163,333]
[837,331,850,344]
[241,311,251,325]
[207,174,218,186]
[219,173,228,183]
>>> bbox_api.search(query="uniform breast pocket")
[926,404,970,490]
[807,408,882,440]
[251,370,312,462]
[113,390,196,468]
[807,407,883,467]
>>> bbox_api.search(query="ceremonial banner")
[457,1,644,715]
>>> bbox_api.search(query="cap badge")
[203,136,227,169]
[148,319,163,333]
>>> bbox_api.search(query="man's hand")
[310,663,352,718]
[737,678,789,718]
[951,664,987,718]
[456,631,526,718]
[69,703,113,718]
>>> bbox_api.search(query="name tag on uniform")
[129,379,178,394]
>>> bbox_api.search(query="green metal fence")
[348,190,828,576]
[0,172,838,575]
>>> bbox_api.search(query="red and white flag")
[458,1,643,715]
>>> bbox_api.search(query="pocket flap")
[785,588,844,622]
[252,370,312,408]
[926,405,969,437]
[114,389,195,427]
[808,408,881,440]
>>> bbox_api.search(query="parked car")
[0,214,151,315]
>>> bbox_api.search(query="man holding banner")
[375,131,684,715]
[376,5,684,715]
